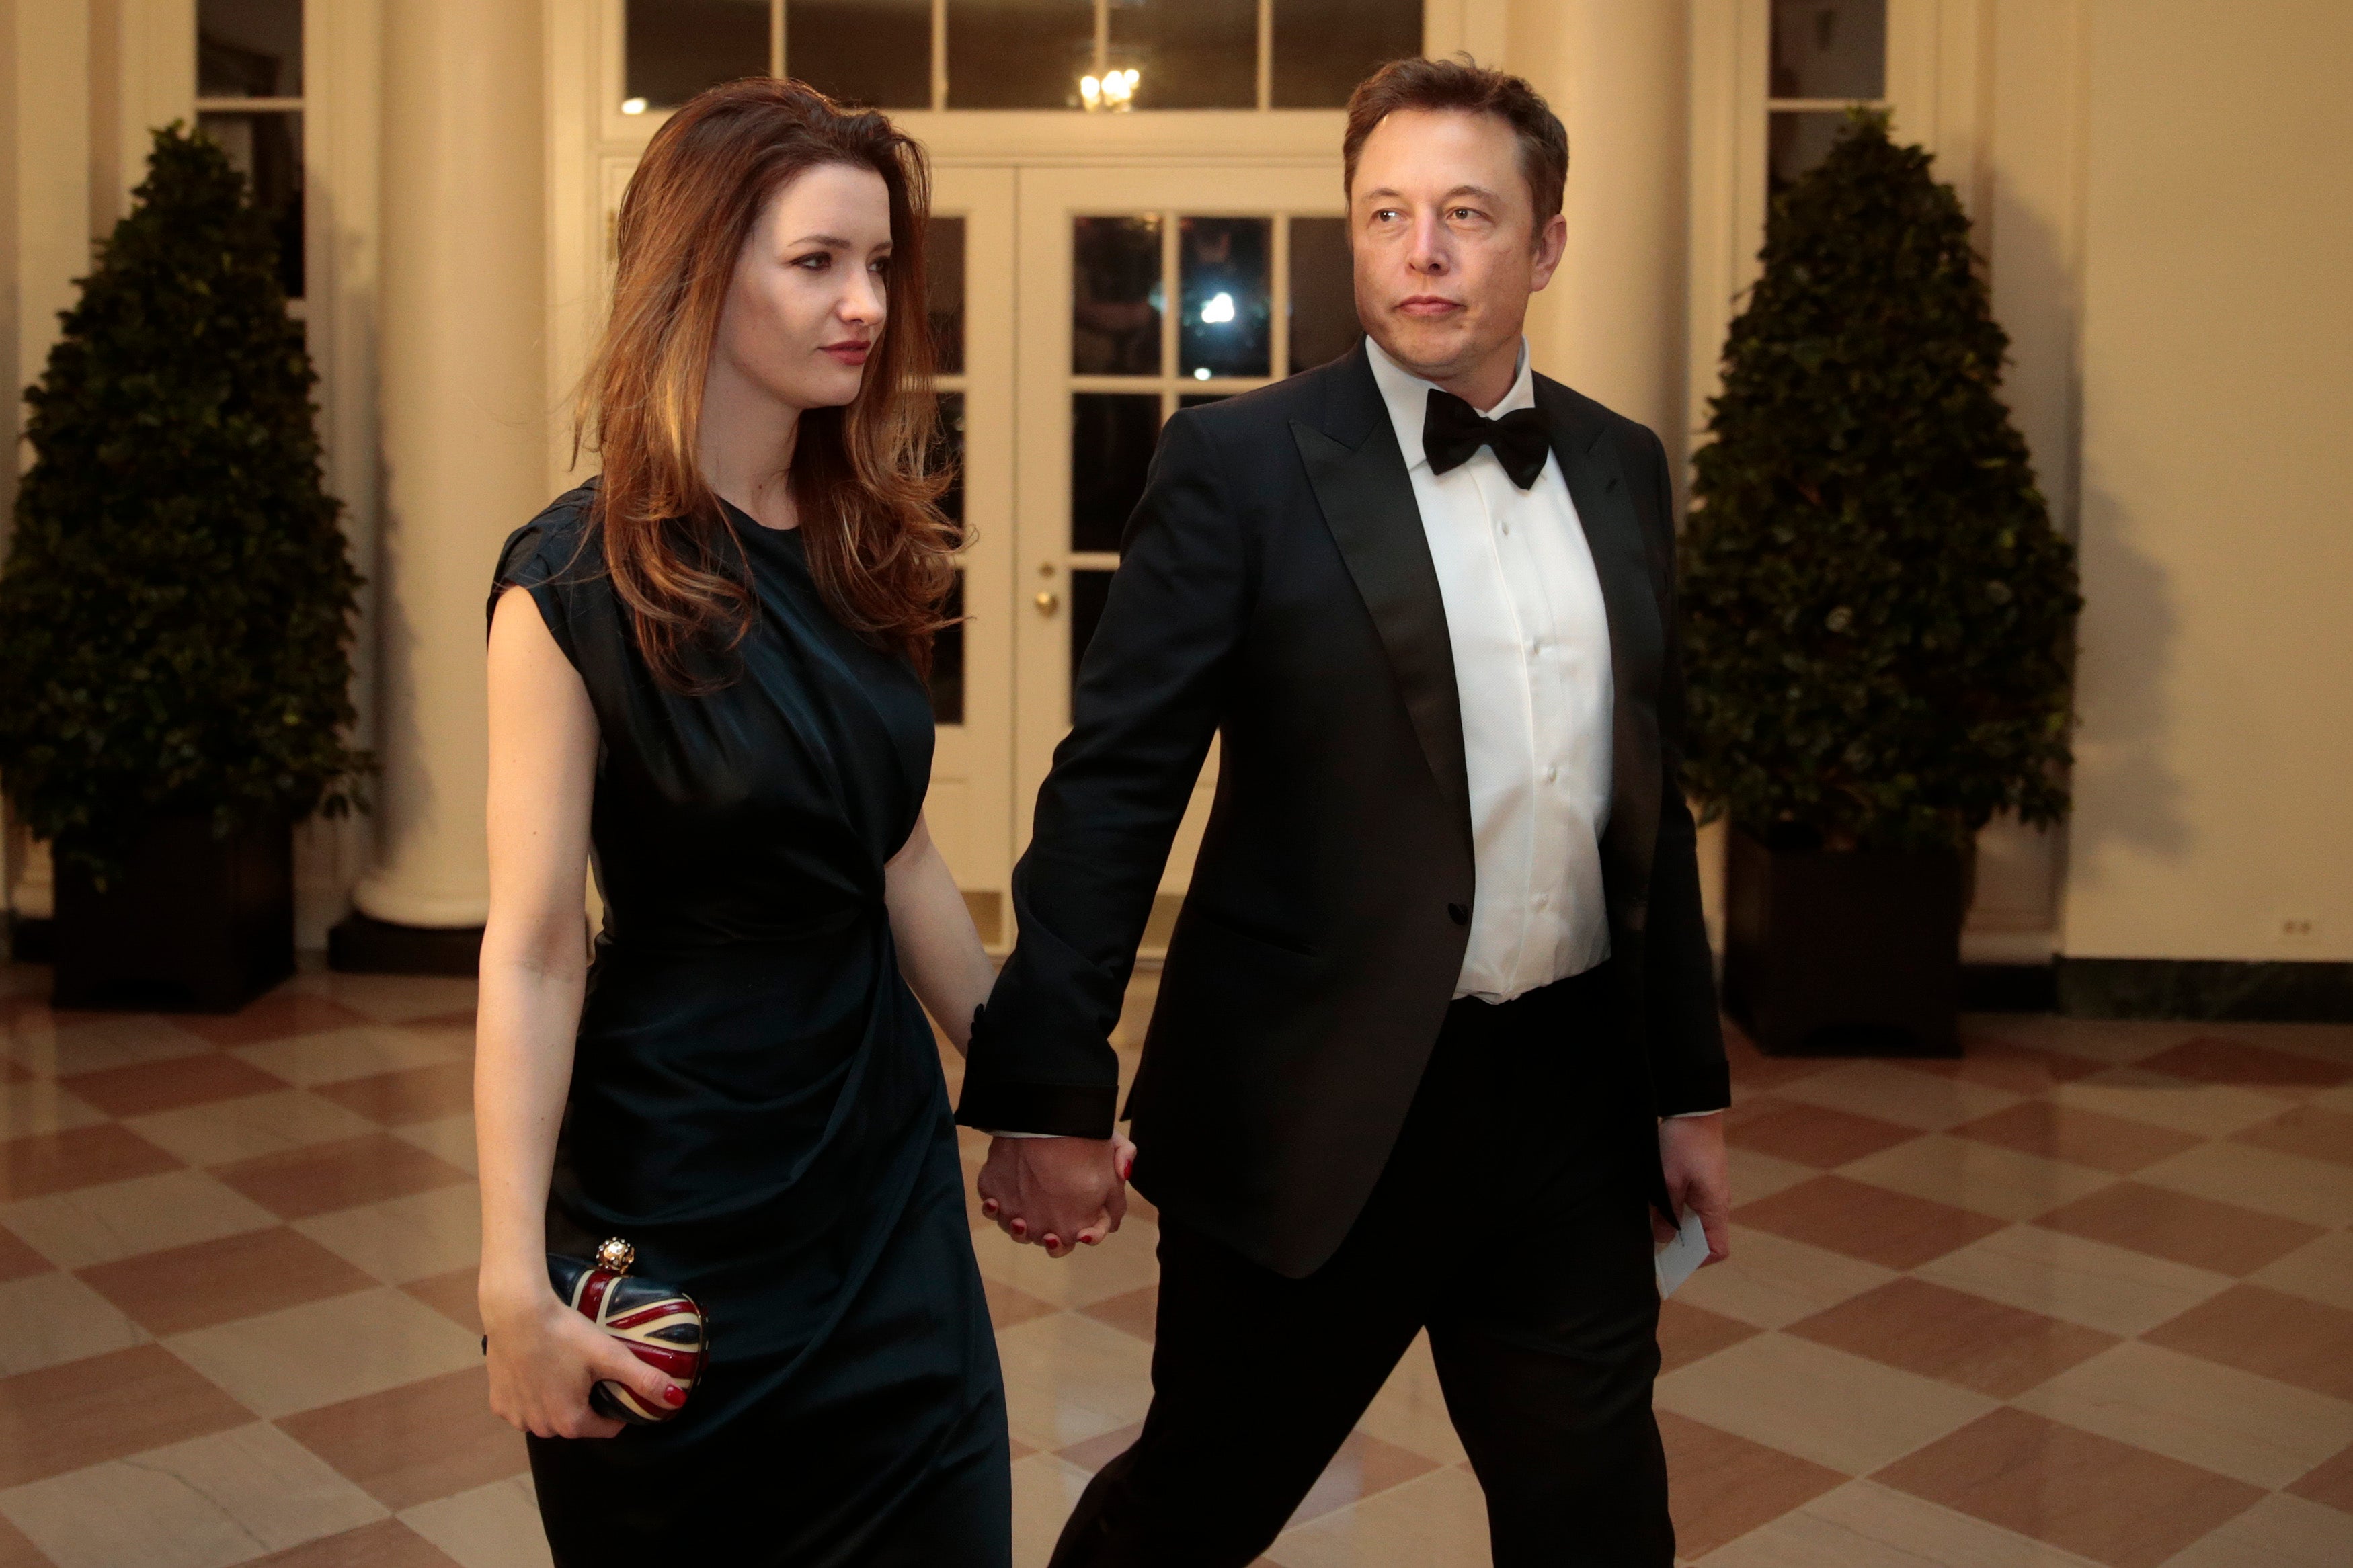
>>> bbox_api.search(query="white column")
[352,0,545,930]
[1509,0,1690,458]
[2,0,95,927]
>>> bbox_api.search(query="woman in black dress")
[475,81,1124,1565]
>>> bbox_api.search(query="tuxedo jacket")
[957,343,1728,1278]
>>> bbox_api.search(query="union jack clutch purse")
[547,1237,707,1423]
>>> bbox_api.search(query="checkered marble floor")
[1,960,2348,1568]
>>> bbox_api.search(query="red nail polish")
[664,1384,685,1407]
[982,1199,998,1214]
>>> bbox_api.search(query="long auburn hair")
[577,79,959,692]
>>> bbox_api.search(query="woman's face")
[713,161,894,413]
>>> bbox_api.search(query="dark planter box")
[1724,829,1964,1057]
[52,814,294,1012]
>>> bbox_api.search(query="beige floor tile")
[1010,1452,1094,1567]
[1355,1331,1470,1466]
[2307,1083,2353,1117]
[1,1460,259,1568]
[1671,1228,1900,1330]
[2133,1141,2353,1229]
[1913,1225,2237,1337]
[397,1475,548,1568]
[0,1270,148,1375]
[5,1016,212,1079]
[128,1091,382,1168]
[2159,1492,2353,1568]
[1262,1464,1492,1568]
[290,974,478,1028]
[1727,1145,1824,1205]
[0,1080,110,1141]
[994,1311,1157,1453]
[1776,1062,2023,1133]
[2254,1230,2353,1312]
[13,1421,387,1568]
[294,1186,481,1286]
[391,1114,477,1177]
[166,1286,483,1420]
[2054,1070,2295,1138]
[2011,1339,2353,1489]
[1839,1135,2117,1223]
[233,1029,469,1090]
[1654,1332,1997,1477]
[1985,1018,2203,1067]
[971,1216,1162,1310]
[1698,1478,2108,1567]
[1,1168,277,1268]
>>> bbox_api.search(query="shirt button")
[1533,894,1550,909]
[1500,521,1511,535]
[1546,766,1559,783]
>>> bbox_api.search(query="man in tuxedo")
[957,56,1732,1566]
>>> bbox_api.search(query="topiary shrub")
[1681,109,2080,854]
[0,126,368,882]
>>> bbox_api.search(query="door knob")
[1035,591,1060,615]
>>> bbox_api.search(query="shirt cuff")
[982,1130,1056,1139]
[1667,1108,1726,1118]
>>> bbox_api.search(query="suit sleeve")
[955,413,1251,1138]
[1639,427,1732,1116]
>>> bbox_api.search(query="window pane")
[1271,0,1421,110]
[934,392,967,526]
[1111,0,1256,110]
[199,0,301,97]
[947,0,1094,110]
[930,569,965,724]
[626,0,770,110]
[198,110,303,298]
[1287,216,1357,374]
[1071,393,1159,553]
[787,0,930,107]
[1770,0,1885,99]
[1179,216,1269,380]
[928,216,965,374]
[1073,215,1163,375]
[1769,110,1848,194]
[1071,568,1114,697]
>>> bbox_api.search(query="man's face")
[1349,108,1566,386]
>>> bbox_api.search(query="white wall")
[2062,0,2353,962]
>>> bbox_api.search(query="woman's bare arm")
[477,585,671,1436]
[883,813,998,1055]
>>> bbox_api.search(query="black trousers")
[1049,967,1673,1567]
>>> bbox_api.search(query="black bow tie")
[1423,388,1552,489]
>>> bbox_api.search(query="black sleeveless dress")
[490,485,1009,1566]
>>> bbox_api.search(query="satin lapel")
[1291,352,1473,852]
[1540,378,1665,917]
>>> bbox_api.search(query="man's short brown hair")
[1343,56,1569,229]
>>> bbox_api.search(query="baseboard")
[2057,958,2353,1023]
[1959,962,2057,1013]
[5,916,54,964]
[327,912,482,977]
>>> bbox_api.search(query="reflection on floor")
[0,958,2348,1566]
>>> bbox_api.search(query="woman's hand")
[482,1282,683,1440]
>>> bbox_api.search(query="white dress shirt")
[1365,335,1614,1004]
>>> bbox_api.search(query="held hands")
[1654,1114,1733,1267]
[481,1278,683,1440]
[977,1133,1137,1259]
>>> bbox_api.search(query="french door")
[1002,165,1349,937]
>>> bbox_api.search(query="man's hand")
[1655,1114,1732,1266]
[977,1135,1131,1259]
